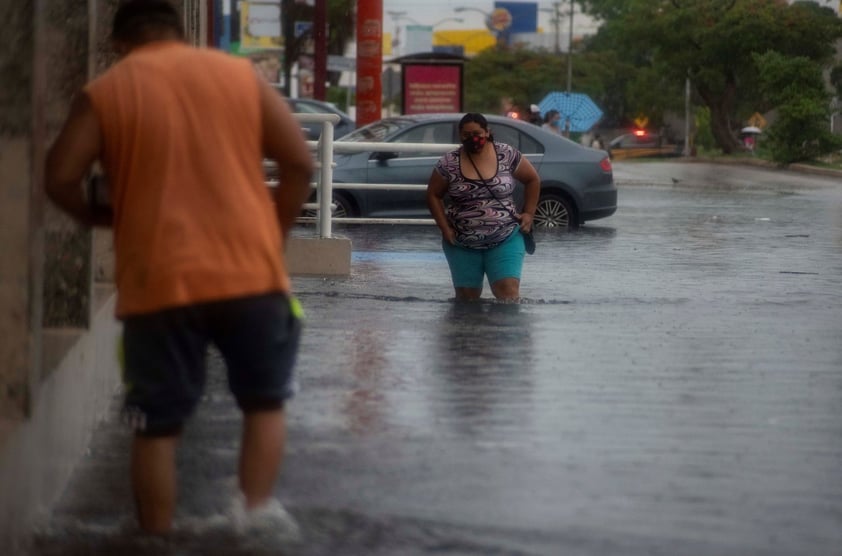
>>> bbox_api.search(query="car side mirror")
[371,151,399,162]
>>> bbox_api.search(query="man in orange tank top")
[45,0,314,536]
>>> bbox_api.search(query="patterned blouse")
[434,142,523,249]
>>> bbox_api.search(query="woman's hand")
[513,157,541,231]
[427,169,456,245]
[442,227,457,245]
[518,212,534,233]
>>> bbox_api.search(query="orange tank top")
[85,41,290,317]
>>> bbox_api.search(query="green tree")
[580,0,842,152]
[754,51,842,163]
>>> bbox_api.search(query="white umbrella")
[741,126,762,134]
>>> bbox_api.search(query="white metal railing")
[268,113,458,239]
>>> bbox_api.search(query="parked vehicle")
[607,130,682,160]
[286,97,356,140]
[317,114,616,229]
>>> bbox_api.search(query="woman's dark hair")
[112,0,184,43]
[543,109,560,124]
[458,113,489,131]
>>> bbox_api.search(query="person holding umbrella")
[542,109,563,135]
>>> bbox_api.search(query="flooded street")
[32,162,842,555]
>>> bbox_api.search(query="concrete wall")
[0,0,40,422]
[0,1,202,552]
[0,290,121,555]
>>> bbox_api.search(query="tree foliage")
[579,0,842,154]
[754,51,842,163]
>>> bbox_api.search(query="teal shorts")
[442,229,525,288]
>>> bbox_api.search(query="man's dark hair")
[459,113,488,131]
[112,0,184,43]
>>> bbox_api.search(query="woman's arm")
[426,169,456,245]
[513,157,541,233]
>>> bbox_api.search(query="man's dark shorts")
[121,292,301,436]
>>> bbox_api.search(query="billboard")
[494,2,538,34]
[402,64,463,114]
[239,2,282,50]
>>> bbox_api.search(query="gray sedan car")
[286,97,356,140]
[319,113,617,229]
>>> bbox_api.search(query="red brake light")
[633,129,646,137]
[599,156,612,173]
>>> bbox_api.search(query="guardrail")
[268,113,458,239]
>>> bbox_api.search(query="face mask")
[551,119,561,128]
[461,135,487,154]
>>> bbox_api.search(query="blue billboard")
[494,2,538,34]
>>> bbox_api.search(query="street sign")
[747,112,767,129]
[327,55,356,72]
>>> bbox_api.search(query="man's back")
[86,42,289,317]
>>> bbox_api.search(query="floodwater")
[30,162,842,555]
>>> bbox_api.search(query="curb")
[679,156,842,179]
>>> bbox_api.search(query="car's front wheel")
[303,192,357,219]
[534,193,576,229]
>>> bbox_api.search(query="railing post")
[318,120,335,239]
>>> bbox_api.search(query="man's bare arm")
[258,79,314,239]
[45,93,110,227]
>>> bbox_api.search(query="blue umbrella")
[538,92,603,132]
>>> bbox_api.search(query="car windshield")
[340,118,413,142]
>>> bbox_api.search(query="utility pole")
[566,0,573,92]
[683,74,692,156]
[313,0,327,100]
[552,2,561,55]
[220,0,231,51]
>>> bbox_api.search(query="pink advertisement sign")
[403,64,462,115]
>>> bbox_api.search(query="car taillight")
[599,156,612,173]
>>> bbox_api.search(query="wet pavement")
[29,162,842,555]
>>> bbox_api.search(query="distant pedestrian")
[542,109,562,135]
[45,0,313,535]
[528,104,543,126]
[591,134,604,149]
[426,113,541,301]
[744,134,756,152]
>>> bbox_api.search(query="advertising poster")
[240,2,282,50]
[402,64,462,115]
[356,2,383,126]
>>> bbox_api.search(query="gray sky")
[382,0,600,36]
[382,0,841,36]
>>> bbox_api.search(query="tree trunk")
[708,105,739,154]
[696,74,741,154]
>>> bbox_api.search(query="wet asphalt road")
[31,162,842,555]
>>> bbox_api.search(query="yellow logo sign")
[489,8,513,31]
[633,115,649,129]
